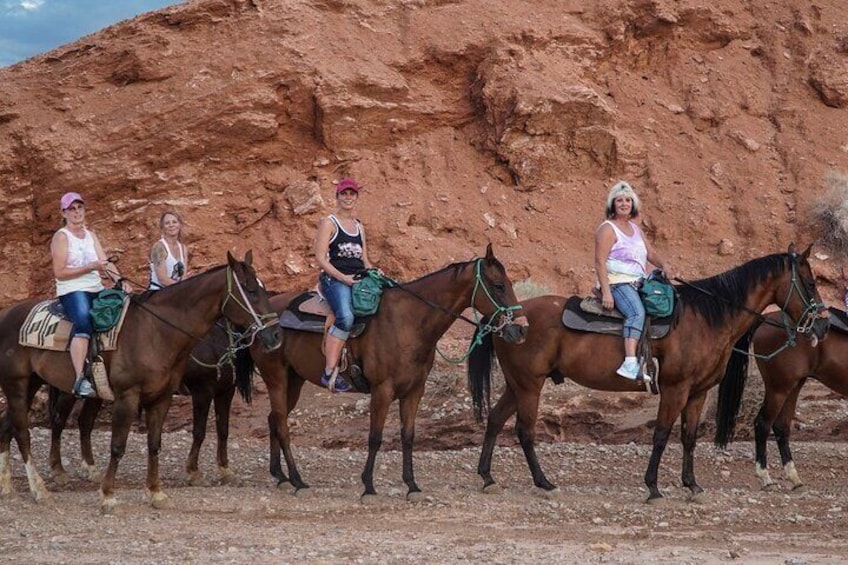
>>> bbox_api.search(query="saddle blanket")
[829,306,848,334]
[562,295,672,339]
[18,297,131,352]
[278,291,366,337]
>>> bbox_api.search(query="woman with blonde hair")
[149,210,189,289]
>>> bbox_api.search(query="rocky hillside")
[1,0,846,304]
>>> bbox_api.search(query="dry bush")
[810,170,848,258]
[513,278,550,300]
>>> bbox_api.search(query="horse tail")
[467,318,495,423]
[234,346,255,404]
[714,326,755,448]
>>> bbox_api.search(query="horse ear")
[244,250,254,266]
[485,243,494,262]
[800,243,813,260]
[227,251,238,269]
[787,243,797,256]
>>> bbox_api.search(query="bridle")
[374,258,524,363]
[220,265,279,350]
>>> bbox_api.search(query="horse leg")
[100,390,140,512]
[399,392,423,498]
[775,382,805,490]
[680,393,708,501]
[266,376,307,490]
[213,384,237,484]
[144,395,174,508]
[514,381,555,491]
[186,387,212,486]
[478,387,518,491]
[49,390,76,485]
[268,412,287,484]
[7,380,49,502]
[753,385,793,490]
[0,411,15,496]
[362,385,393,497]
[645,390,685,502]
[77,398,104,483]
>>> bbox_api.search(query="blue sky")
[0,0,181,68]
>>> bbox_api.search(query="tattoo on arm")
[151,245,166,266]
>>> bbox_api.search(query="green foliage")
[811,170,848,258]
[513,278,550,301]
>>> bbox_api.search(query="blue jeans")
[59,290,98,339]
[319,273,354,340]
[610,282,645,340]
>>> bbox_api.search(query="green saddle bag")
[351,270,384,317]
[638,271,675,318]
[90,288,127,332]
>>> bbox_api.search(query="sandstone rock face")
[0,0,845,306]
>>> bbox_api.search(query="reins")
[371,259,523,364]
[673,255,825,361]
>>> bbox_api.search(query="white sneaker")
[616,359,641,381]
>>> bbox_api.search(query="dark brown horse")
[467,245,828,502]
[0,252,280,510]
[714,308,843,491]
[259,244,528,499]
[46,321,256,487]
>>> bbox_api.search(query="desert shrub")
[810,170,848,257]
[513,278,550,301]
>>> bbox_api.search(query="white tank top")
[603,220,647,284]
[55,227,104,296]
[149,238,186,289]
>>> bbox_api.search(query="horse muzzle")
[501,315,529,344]
[258,324,283,351]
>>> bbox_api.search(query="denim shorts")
[319,273,354,340]
[610,282,645,340]
[59,290,98,339]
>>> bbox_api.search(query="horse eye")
[493,282,506,293]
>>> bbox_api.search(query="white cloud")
[20,0,45,10]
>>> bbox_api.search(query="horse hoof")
[187,473,207,487]
[481,483,503,495]
[541,488,563,500]
[150,492,171,509]
[646,495,666,506]
[360,493,382,505]
[53,472,71,487]
[688,492,708,505]
[791,484,808,494]
[761,482,779,492]
[275,480,291,492]
[100,496,119,515]
[84,466,102,483]
[32,489,51,504]
[293,487,313,498]
[219,469,237,486]
[406,491,425,502]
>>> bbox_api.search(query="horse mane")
[676,252,788,328]
[401,256,505,287]
[135,264,229,303]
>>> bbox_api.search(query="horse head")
[472,244,529,344]
[782,243,829,346]
[223,251,282,352]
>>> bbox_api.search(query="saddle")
[562,295,673,339]
[279,291,370,393]
[18,298,130,352]
[828,306,848,334]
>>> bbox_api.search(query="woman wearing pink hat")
[50,192,130,398]
[313,177,376,393]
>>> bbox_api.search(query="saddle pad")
[562,295,671,339]
[828,306,848,334]
[19,297,131,352]
[579,296,624,319]
[279,291,365,337]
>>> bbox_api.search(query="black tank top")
[327,215,365,275]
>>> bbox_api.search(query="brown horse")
[467,245,828,502]
[258,244,528,498]
[46,321,256,487]
[0,252,281,510]
[714,307,843,491]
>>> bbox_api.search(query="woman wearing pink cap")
[313,177,376,393]
[50,192,130,398]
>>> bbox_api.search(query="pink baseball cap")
[335,178,361,194]
[60,192,84,211]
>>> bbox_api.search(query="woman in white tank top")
[50,192,131,398]
[594,181,674,383]
[149,211,189,290]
